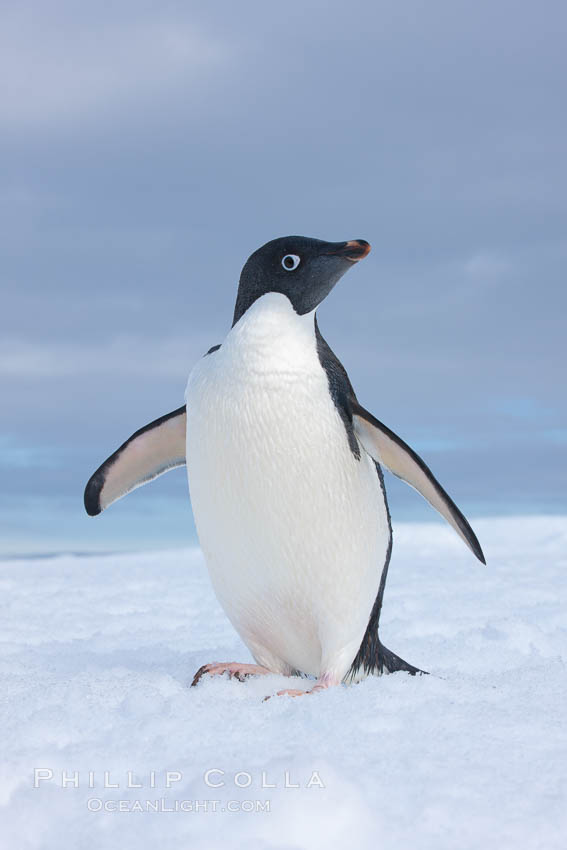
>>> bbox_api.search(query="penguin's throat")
[226,292,317,377]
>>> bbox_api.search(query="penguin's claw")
[191,662,272,687]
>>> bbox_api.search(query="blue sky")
[1,0,566,554]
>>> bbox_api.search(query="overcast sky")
[1,0,566,554]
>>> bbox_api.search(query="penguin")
[84,236,485,697]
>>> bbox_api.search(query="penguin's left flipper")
[352,402,486,564]
[84,406,187,516]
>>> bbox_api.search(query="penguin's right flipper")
[352,402,485,564]
[84,406,187,516]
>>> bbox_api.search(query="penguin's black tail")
[346,637,427,682]
[375,641,426,676]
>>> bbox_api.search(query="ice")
[0,516,566,849]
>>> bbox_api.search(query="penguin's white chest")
[185,293,389,680]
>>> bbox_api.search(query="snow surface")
[1,516,566,849]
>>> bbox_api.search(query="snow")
[1,516,566,849]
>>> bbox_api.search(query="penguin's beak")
[325,240,371,263]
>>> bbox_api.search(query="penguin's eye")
[281,254,301,271]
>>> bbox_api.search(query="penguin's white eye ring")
[282,254,301,271]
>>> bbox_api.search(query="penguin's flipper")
[84,406,187,516]
[352,402,485,563]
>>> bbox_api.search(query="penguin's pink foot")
[191,662,272,687]
[275,688,309,698]
[265,679,333,700]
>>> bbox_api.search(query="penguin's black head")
[232,236,370,326]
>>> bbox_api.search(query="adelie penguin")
[84,236,485,697]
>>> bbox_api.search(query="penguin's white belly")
[185,294,389,681]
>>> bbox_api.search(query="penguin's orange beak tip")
[344,239,371,262]
[326,240,371,262]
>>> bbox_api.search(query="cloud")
[0,6,229,129]
[0,0,565,545]
[543,429,567,445]
[0,333,214,379]
[463,252,513,285]
[0,436,63,469]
